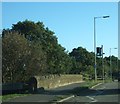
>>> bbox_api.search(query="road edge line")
[57,95,74,102]
[91,83,102,89]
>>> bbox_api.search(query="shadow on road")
[2,82,120,97]
[35,83,120,97]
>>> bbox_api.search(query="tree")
[12,20,45,41]
[69,47,94,75]
[4,20,117,82]
[10,20,70,75]
[2,31,30,82]
[2,31,47,83]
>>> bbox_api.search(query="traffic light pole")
[94,16,109,82]
[101,45,104,83]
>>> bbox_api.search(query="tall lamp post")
[94,16,110,82]
[110,48,117,80]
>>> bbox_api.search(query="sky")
[1,0,119,2]
[2,2,118,57]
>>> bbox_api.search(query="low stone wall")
[35,74,83,89]
[2,74,83,94]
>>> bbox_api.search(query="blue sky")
[2,2,118,57]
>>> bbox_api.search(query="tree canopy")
[2,20,119,83]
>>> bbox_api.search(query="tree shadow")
[35,82,120,97]
[2,77,38,95]
[2,82,120,98]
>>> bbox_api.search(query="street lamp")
[103,16,110,18]
[109,48,117,80]
[94,15,109,82]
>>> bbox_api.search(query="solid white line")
[57,95,75,102]
[91,83,102,89]
[86,96,94,100]
[86,96,98,102]
[91,99,97,102]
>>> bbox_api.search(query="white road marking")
[57,95,75,102]
[86,96,98,102]
[86,84,106,103]
[86,96,95,100]
[55,83,106,103]
[91,83,102,89]
[91,99,97,102]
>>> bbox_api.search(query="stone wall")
[35,74,83,89]
[2,74,83,94]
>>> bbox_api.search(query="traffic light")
[96,47,102,56]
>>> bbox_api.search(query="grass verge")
[82,80,102,88]
[1,93,31,102]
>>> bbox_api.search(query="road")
[2,82,86,103]
[63,81,119,103]
[2,81,120,104]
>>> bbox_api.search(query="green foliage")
[2,20,119,83]
[1,94,31,101]
[2,20,72,83]
[69,47,94,76]
[2,31,30,82]
[69,47,119,79]
[2,31,47,82]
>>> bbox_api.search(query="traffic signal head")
[96,47,102,56]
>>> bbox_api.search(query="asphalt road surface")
[63,81,119,103]
[2,81,120,104]
[2,82,86,103]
